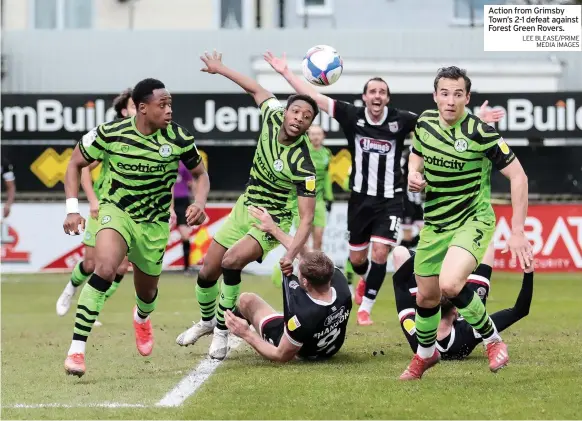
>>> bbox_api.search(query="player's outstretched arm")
[489,263,534,333]
[264,51,332,114]
[499,159,532,269]
[225,310,300,362]
[201,50,273,106]
[248,205,311,257]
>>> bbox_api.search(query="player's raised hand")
[186,203,207,226]
[63,213,85,236]
[478,100,505,124]
[200,50,224,74]
[503,231,534,270]
[408,171,427,193]
[248,205,276,234]
[225,310,250,338]
[264,51,288,74]
[280,256,293,276]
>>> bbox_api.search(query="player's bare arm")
[81,161,100,220]
[499,159,533,269]
[264,51,332,114]
[224,310,300,362]
[248,205,311,257]
[201,50,273,106]
[283,195,315,267]
[63,144,91,235]
[186,160,210,226]
[407,151,426,193]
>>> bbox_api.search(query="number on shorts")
[389,215,401,232]
[316,327,341,353]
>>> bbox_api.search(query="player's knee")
[371,243,390,264]
[199,260,221,281]
[237,292,258,316]
[83,258,96,274]
[93,262,117,282]
[416,293,440,309]
[349,252,367,268]
[116,260,129,275]
[392,246,410,270]
[221,250,248,270]
[440,282,463,298]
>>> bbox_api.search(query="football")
[301,45,343,86]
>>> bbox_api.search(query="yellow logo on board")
[30,148,73,188]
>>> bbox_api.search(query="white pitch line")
[4,402,146,409]
[156,336,243,408]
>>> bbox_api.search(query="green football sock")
[72,275,109,342]
[451,286,498,341]
[135,290,158,320]
[104,274,123,300]
[71,261,91,287]
[216,268,241,330]
[197,277,219,322]
[415,305,441,358]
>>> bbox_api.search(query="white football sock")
[417,344,436,359]
[134,308,148,324]
[358,296,375,314]
[68,340,86,355]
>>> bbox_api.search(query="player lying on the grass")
[56,89,135,320]
[62,78,209,377]
[392,243,534,360]
[176,51,317,360]
[225,205,352,362]
[402,66,532,380]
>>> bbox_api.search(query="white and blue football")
[301,45,343,87]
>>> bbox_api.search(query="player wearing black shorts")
[225,206,352,362]
[392,245,534,363]
[265,52,506,326]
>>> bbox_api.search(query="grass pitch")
[1,271,581,419]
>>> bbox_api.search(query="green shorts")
[82,216,98,248]
[97,203,169,277]
[292,199,327,228]
[214,196,292,262]
[414,213,495,277]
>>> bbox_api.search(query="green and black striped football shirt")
[78,117,202,223]
[412,109,516,232]
[244,98,316,221]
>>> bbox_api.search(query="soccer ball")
[301,45,343,87]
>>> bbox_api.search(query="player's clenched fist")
[408,171,427,193]
[63,213,85,236]
[186,203,207,226]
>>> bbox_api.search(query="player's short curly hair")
[434,66,472,93]
[299,251,334,287]
[112,88,133,119]
[132,78,165,107]
[286,94,319,119]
